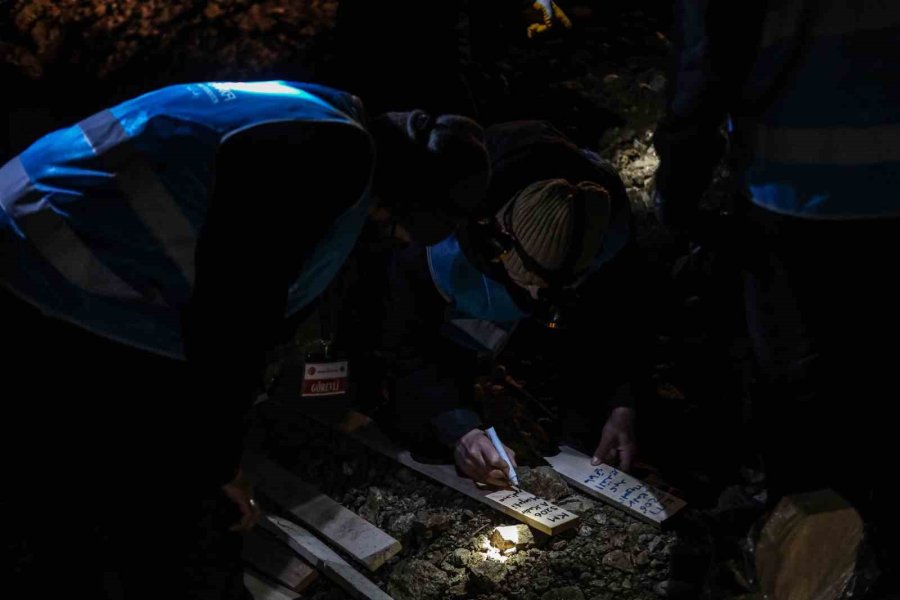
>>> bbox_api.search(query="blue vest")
[735,5,900,218]
[0,81,373,358]
[427,234,525,355]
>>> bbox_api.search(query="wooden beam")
[243,570,300,600]
[248,457,401,572]
[318,410,579,536]
[543,445,686,526]
[261,515,394,600]
[243,528,318,593]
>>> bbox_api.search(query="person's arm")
[380,242,483,445]
[183,121,371,525]
[378,242,517,485]
[570,240,648,472]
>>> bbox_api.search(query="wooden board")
[543,445,686,526]
[261,515,394,600]
[316,409,579,536]
[244,570,300,600]
[249,457,401,571]
[486,488,581,533]
[243,528,318,592]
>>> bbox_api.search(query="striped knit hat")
[499,178,612,289]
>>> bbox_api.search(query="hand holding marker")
[486,426,519,487]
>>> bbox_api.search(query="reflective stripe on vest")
[0,81,371,358]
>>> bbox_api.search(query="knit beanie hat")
[371,110,491,244]
[499,178,612,289]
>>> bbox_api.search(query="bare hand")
[454,429,518,488]
[592,407,637,472]
[222,468,262,532]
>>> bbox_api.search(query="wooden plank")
[485,488,581,535]
[261,515,394,600]
[543,445,686,526]
[243,528,318,593]
[248,457,401,572]
[315,409,579,536]
[244,570,299,600]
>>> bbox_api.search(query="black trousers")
[3,288,247,600]
[742,205,900,564]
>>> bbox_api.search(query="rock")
[628,522,655,537]
[413,511,451,538]
[518,466,570,502]
[541,587,585,600]
[558,496,596,515]
[446,548,471,568]
[462,509,475,520]
[365,487,385,513]
[468,556,508,591]
[634,550,649,566]
[388,513,416,539]
[388,559,450,600]
[647,535,664,553]
[490,525,535,551]
[533,576,553,591]
[592,513,608,526]
[551,540,568,551]
[578,525,593,537]
[601,549,634,572]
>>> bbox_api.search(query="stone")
[558,496,597,515]
[490,524,535,552]
[388,512,415,539]
[388,559,450,600]
[413,511,452,538]
[602,549,634,573]
[519,466,571,502]
[446,548,471,568]
[541,587,585,600]
[468,556,508,591]
[364,487,386,513]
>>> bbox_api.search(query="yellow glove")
[527,0,573,39]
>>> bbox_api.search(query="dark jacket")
[342,121,647,447]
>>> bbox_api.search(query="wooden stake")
[244,570,300,600]
[249,457,402,571]
[543,445,686,526]
[261,515,394,600]
[243,527,318,592]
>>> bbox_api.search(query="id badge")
[302,360,349,397]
